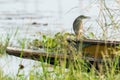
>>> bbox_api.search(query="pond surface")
[0,0,120,78]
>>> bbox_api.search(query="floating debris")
[32,22,48,26]
[32,22,38,25]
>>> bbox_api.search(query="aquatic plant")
[28,32,76,54]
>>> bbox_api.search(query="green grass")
[1,31,120,80]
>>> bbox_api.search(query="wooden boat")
[67,39,120,58]
[6,39,120,65]
[6,47,70,65]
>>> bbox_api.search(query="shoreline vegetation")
[1,31,120,80]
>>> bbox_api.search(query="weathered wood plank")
[6,47,70,64]
[67,39,120,46]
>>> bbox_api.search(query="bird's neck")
[80,21,83,30]
[79,20,83,35]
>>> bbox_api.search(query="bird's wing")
[73,19,81,34]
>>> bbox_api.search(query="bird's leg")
[76,32,83,55]
[76,29,83,40]
[76,35,80,41]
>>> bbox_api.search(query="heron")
[73,15,90,40]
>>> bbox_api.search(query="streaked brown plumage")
[73,15,90,40]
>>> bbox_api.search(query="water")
[0,0,120,78]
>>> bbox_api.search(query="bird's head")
[78,15,90,20]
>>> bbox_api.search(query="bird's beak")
[86,16,91,19]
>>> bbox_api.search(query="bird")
[73,15,90,40]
